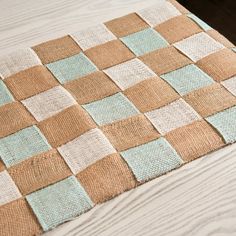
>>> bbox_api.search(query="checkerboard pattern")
[0,0,236,235]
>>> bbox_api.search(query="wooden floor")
[179,0,236,44]
[1,0,236,235]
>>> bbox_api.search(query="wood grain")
[1,0,236,235]
[44,143,236,236]
[0,0,157,55]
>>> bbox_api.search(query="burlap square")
[64,71,120,104]
[184,83,236,117]
[8,149,72,195]
[105,13,149,37]
[84,40,134,69]
[77,154,136,203]
[32,36,81,64]
[155,15,202,44]
[38,105,96,147]
[124,77,179,113]
[196,49,236,81]
[5,65,58,100]
[166,120,225,162]
[139,46,192,75]
[0,199,42,236]
[101,114,160,151]
[0,102,36,138]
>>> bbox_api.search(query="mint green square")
[26,176,94,231]
[83,92,139,125]
[0,80,14,106]
[187,13,212,31]
[206,106,236,144]
[46,52,97,84]
[121,28,169,56]
[0,125,51,167]
[121,138,183,182]
[161,64,214,95]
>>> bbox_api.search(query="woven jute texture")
[32,36,81,64]
[77,153,137,203]
[0,0,236,235]
[139,46,192,75]
[5,65,59,100]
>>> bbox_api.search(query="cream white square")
[145,98,201,135]
[22,86,77,121]
[0,48,42,79]
[104,58,156,90]
[221,76,236,96]
[71,24,116,50]
[174,32,225,62]
[137,1,181,27]
[0,170,22,206]
[58,128,116,174]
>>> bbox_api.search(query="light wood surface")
[44,143,236,236]
[1,0,236,235]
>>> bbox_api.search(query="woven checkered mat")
[1,0,236,235]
